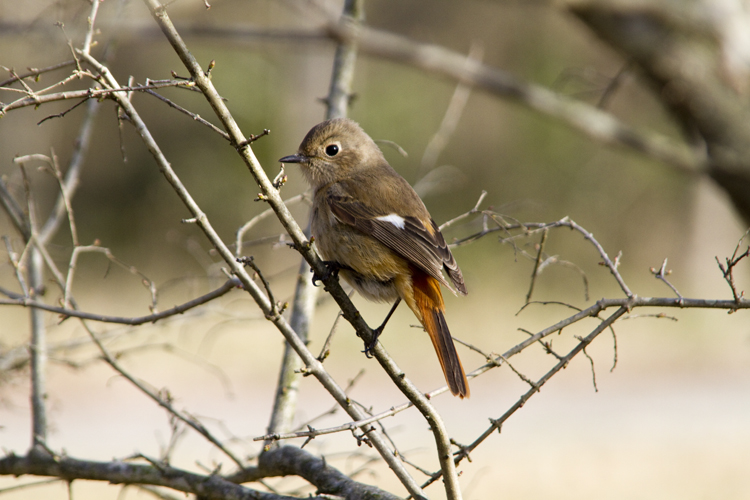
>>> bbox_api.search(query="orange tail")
[412,271,470,398]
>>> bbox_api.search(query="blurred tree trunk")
[571,0,750,225]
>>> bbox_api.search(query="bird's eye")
[325,144,340,157]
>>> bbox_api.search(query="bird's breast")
[311,202,410,301]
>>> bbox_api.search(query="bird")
[279,118,469,398]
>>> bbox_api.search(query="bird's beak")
[279,153,307,164]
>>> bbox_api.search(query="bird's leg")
[364,298,402,358]
[311,260,349,286]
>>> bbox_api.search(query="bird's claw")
[362,328,383,358]
[311,260,342,286]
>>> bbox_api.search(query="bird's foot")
[311,260,344,286]
[362,327,384,359]
[361,298,401,358]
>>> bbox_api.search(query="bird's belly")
[339,269,400,303]
[312,220,408,303]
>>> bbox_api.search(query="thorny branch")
[263,0,364,463]
[1,2,749,499]
[0,448,353,500]
[141,1,443,497]
[3,1,433,495]
[650,258,684,301]
[0,278,240,325]
[31,16,705,175]
[716,229,750,305]
[253,207,749,454]
[0,80,196,117]
[85,322,246,468]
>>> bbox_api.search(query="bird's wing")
[326,188,467,295]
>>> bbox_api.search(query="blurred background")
[0,0,748,499]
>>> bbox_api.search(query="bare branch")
[0,81,195,116]
[650,258,684,301]
[3,236,30,297]
[81,0,102,56]
[323,0,364,120]
[440,190,488,232]
[419,43,482,175]
[0,450,328,500]
[238,256,287,319]
[265,0,363,458]
[578,341,598,392]
[0,278,239,325]
[0,178,30,240]
[28,247,47,450]
[317,296,352,362]
[715,229,750,304]
[324,18,706,175]
[143,86,230,140]
[423,306,629,489]
[525,227,549,304]
[0,60,76,87]
[235,194,306,258]
[79,12,427,495]
[63,243,157,311]
[84,323,245,469]
[39,98,99,244]
[240,446,402,499]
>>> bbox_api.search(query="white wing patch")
[376,214,406,230]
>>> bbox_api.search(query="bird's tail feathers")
[413,273,470,399]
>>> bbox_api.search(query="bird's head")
[279,117,385,188]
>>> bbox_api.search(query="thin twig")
[715,229,750,305]
[0,60,76,87]
[238,256,287,319]
[578,341,598,392]
[526,227,548,304]
[0,179,30,240]
[235,194,305,258]
[650,258,683,301]
[63,244,157,312]
[82,0,102,56]
[0,278,239,325]
[323,17,705,175]
[28,246,47,450]
[143,87,230,140]
[419,43,482,175]
[84,323,245,468]
[1,81,194,116]
[78,31,425,496]
[39,98,99,245]
[3,236,29,297]
[47,149,79,246]
[421,306,629,490]
[317,293,353,362]
[439,190,487,232]
[496,353,537,388]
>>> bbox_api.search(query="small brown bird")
[280,118,469,398]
